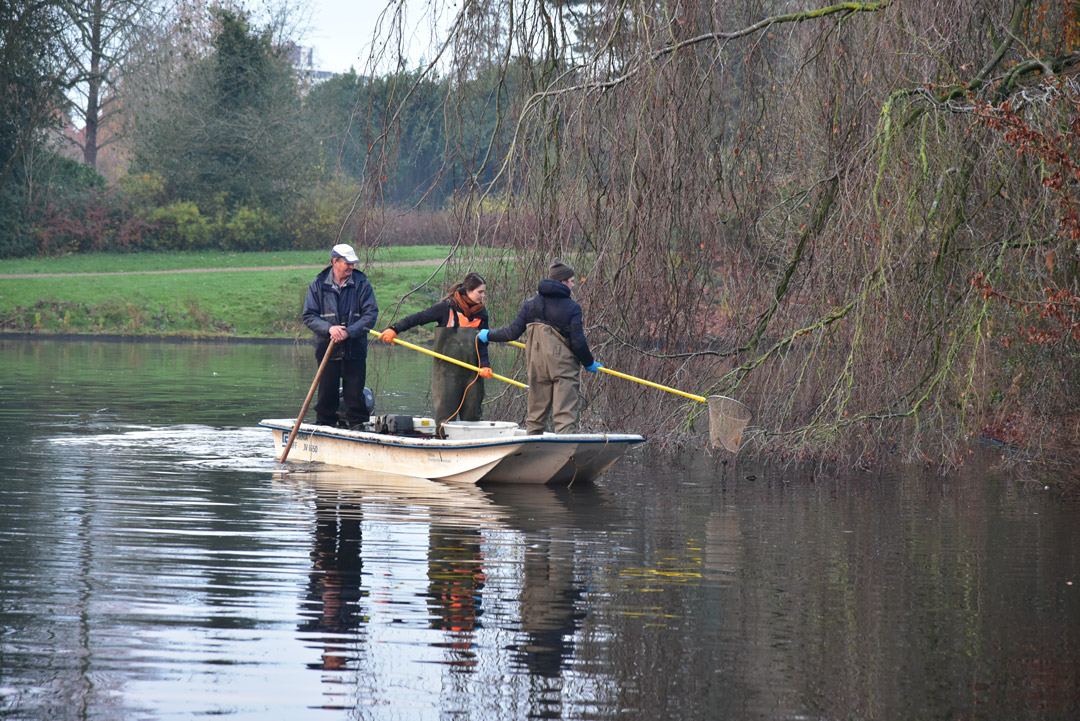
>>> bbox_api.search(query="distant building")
[284,43,334,86]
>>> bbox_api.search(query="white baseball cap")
[331,243,359,263]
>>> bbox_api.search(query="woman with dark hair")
[379,273,492,432]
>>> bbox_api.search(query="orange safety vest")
[446,306,482,328]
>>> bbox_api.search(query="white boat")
[259,418,645,485]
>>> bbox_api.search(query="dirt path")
[0,258,443,279]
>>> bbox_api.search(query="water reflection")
[487,486,600,684]
[285,469,613,713]
[299,488,367,672]
[427,524,485,667]
[4,339,1080,721]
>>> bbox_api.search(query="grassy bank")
[0,248,484,339]
[0,247,453,275]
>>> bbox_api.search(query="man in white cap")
[302,243,379,428]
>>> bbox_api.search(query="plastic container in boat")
[441,420,519,439]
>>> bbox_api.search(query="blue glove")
[476,329,489,343]
[585,361,603,373]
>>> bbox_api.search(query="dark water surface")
[1,338,1078,720]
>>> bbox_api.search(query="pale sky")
[304,0,441,75]
[305,0,379,74]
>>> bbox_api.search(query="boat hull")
[260,419,644,485]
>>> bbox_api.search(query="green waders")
[524,322,582,434]
[431,327,485,434]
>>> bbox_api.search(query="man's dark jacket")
[488,279,594,366]
[302,266,378,359]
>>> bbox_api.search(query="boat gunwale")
[258,419,646,451]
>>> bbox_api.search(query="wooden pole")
[281,339,336,463]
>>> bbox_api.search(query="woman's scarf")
[453,289,484,319]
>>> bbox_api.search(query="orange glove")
[478,366,494,379]
[379,328,397,344]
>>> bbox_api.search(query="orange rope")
[437,333,484,438]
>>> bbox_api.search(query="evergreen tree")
[131,7,314,212]
[0,0,68,256]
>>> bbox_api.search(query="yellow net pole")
[505,340,705,402]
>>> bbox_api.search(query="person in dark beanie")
[547,259,574,283]
[478,258,602,434]
[378,272,493,434]
[302,243,379,429]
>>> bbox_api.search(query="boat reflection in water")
[281,468,618,709]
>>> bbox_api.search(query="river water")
[1,338,1078,720]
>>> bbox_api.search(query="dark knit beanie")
[547,258,575,282]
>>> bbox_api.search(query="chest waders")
[431,327,485,433]
[524,323,581,434]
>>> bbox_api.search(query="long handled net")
[500,340,754,451]
[707,395,752,453]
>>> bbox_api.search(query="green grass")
[0,248,476,338]
[0,247,454,275]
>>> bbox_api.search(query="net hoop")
[706,395,751,453]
